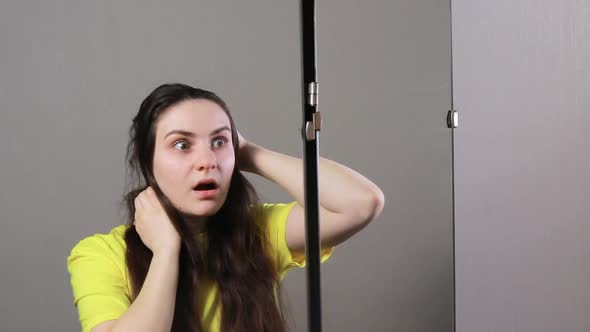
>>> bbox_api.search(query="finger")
[144,187,158,209]
[134,195,144,210]
[140,188,155,208]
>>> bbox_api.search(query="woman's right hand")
[133,186,181,255]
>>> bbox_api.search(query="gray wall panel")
[0,1,453,331]
[453,1,590,331]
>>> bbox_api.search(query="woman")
[67,83,385,332]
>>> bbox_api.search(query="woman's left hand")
[236,130,248,152]
[236,130,255,172]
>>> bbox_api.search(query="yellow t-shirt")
[67,202,333,332]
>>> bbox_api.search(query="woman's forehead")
[156,99,231,136]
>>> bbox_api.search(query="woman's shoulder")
[256,201,298,225]
[67,224,130,269]
[67,225,132,318]
[253,202,297,250]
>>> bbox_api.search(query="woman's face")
[152,98,235,222]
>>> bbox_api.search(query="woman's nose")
[195,146,217,171]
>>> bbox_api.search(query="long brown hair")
[122,83,287,331]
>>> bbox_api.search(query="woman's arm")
[239,138,385,252]
[93,187,182,332]
[93,248,179,332]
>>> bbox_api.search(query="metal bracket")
[308,82,318,106]
[305,112,322,141]
[447,109,458,128]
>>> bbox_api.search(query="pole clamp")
[308,82,319,106]
[305,112,322,141]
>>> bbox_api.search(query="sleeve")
[260,201,334,279]
[67,235,130,332]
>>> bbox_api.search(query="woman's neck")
[182,214,209,235]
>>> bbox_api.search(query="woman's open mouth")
[192,181,219,199]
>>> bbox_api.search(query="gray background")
[0,1,453,332]
[453,1,590,331]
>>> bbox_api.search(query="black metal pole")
[300,1,322,332]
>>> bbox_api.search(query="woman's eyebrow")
[164,126,230,139]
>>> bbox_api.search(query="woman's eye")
[212,137,228,149]
[173,140,189,150]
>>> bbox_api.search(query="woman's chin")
[186,201,223,216]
